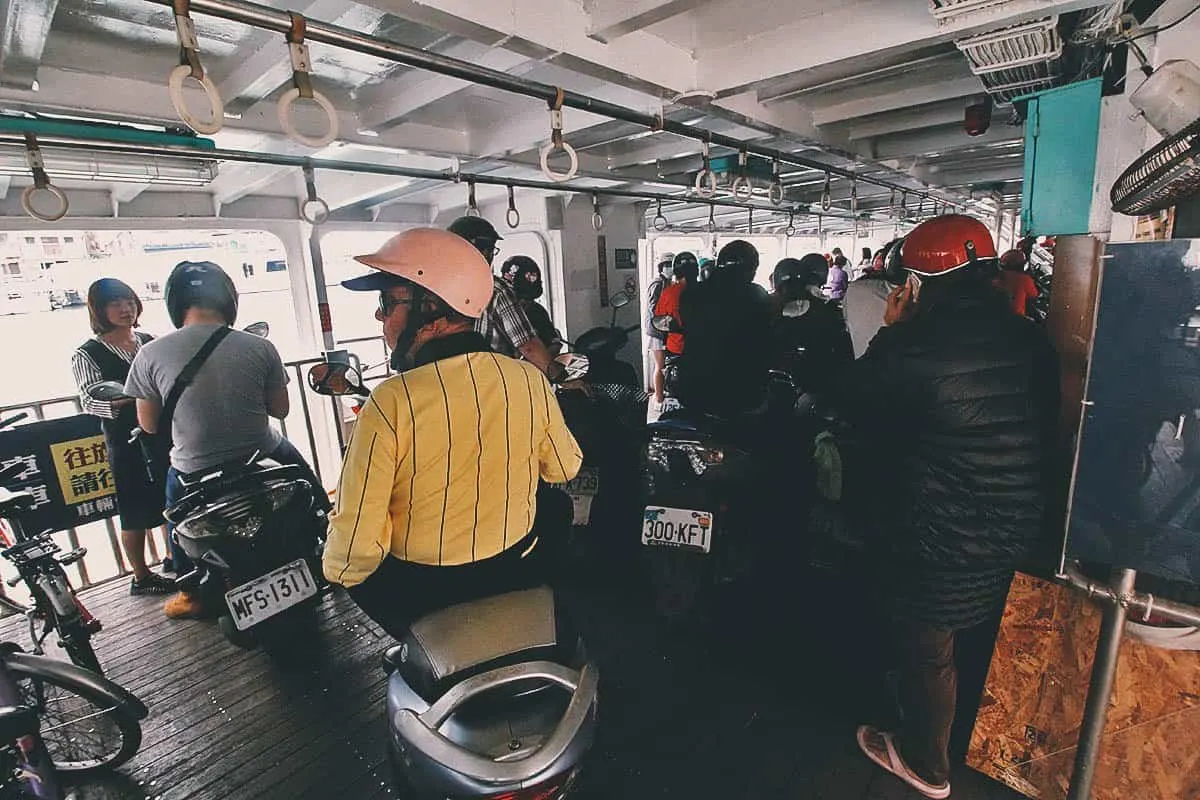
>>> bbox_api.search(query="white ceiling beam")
[473,80,663,158]
[871,124,1023,160]
[706,91,825,145]
[847,103,972,141]
[0,175,9,200]
[812,76,984,127]
[211,163,294,205]
[212,0,370,113]
[585,0,714,44]
[109,184,149,204]
[0,0,59,90]
[357,41,533,130]
[372,0,697,96]
[916,164,1024,186]
[695,0,1104,95]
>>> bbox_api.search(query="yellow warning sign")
[50,435,115,506]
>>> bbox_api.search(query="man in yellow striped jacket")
[322,228,582,638]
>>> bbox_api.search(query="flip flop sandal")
[856,725,951,799]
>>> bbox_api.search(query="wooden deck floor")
[0,560,1027,800]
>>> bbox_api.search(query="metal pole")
[0,132,862,221]
[1066,567,1137,800]
[146,0,967,211]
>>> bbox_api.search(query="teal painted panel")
[1021,78,1102,235]
[0,116,216,149]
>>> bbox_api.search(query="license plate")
[552,467,599,526]
[641,507,714,553]
[554,467,599,497]
[224,559,318,631]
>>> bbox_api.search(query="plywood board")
[968,573,1200,799]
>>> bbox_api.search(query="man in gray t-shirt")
[125,324,287,473]
[123,260,318,620]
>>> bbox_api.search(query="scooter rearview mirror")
[244,321,270,338]
[308,362,367,396]
[610,291,632,309]
[552,352,590,384]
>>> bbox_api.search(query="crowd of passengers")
[72,212,1055,800]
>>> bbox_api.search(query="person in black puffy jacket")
[837,216,1059,800]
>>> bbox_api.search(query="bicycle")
[0,639,148,796]
[0,422,105,675]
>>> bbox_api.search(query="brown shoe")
[163,591,205,619]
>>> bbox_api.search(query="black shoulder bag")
[139,327,232,486]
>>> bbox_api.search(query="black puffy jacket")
[835,290,1059,629]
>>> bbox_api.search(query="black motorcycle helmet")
[672,251,699,282]
[447,216,503,265]
[716,240,759,283]
[774,254,828,300]
[164,260,238,329]
[500,254,543,301]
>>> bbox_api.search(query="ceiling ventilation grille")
[955,17,1065,103]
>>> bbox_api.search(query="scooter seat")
[0,705,37,740]
[386,586,578,703]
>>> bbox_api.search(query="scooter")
[554,292,647,537]
[87,322,328,649]
[165,453,329,649]
[308,357,600,800]
[641,341,805,620]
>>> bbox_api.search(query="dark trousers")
[347,486,572,640]
[892,622,957,786]
[166,437,326,578]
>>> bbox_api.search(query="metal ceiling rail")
[146,0,970,212]
[0,132,872,221]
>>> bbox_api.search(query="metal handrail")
[0,334,387,592]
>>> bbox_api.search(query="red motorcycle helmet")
[891,214,998,279]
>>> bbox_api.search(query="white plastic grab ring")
[21,184,69,223]
[539,141,579,182]
[592,211,604,232]
[694,169,717,198]
[278,88,340,149]
[300,197,330,225]
[768,181,785,206]
[731,175,754,201]
[507,207,521,229]
[653,214,669,232]
[168,64,224,135]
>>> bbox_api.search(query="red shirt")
[655,280,688,354]
[996,271,1038,316]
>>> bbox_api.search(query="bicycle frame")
[0,513,100,667]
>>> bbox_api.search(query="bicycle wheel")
[3,657,142,775]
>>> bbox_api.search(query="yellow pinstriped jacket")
[323,336,583,587]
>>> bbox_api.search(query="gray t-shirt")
[844,278,894,359]
[124,324,287,473]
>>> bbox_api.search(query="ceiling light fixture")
[0,147,219,187]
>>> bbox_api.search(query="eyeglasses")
[378,294,413,317]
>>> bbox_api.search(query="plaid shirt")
[475,277,537,357]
